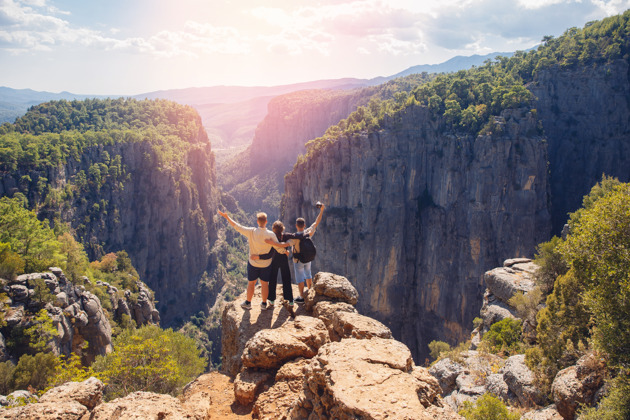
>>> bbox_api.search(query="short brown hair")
[296,217,305,228]
[257,212,267,224]
[272,221,284,240]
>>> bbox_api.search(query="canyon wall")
[0,137,220,325]
[529,59,630,232]
[282,105,551,361]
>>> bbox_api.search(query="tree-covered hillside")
[0,98,222,329]
[302,10,630,158]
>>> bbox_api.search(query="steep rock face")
[220,89,377,216]
[283,105,551,361]
[529,60,630,232]
[0,139,219,325]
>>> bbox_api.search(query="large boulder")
[38,376,103,410]
[484,264,536,304]
[551,353,606,420]
[0,401,87,419]
[88,391,203,419]
[305,272,358,311]
[502,354,545,407]
[233,368,272,405]
[221,284,306,377]
[312,300,357,340]
[429,358,465,395]
[430,351,508,411]
[292,338,460,419]
[253,357,310,419]
[331,311,392,340]
[241,315,330,369]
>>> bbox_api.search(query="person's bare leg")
[306,278,312,289]
[261,280,269,303]
[247,280,256,302]
[298,282,305,298]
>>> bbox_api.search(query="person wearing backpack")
[291,203,325,303]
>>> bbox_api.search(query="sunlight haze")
[0,0,628,94]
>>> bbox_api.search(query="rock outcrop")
[223,271,460,419]
[283,105,551,362]
[0,268,159,363]
[471,258,539,348]
[551,353,606,420]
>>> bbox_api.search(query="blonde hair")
[256,212,267,226]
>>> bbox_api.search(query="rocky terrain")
[0,267,159,364]
[430,258,608,420]
[1,272,463,419]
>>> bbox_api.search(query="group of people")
[217,203,325,316]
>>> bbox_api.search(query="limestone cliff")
[0,132,219,326]
[282,105,551,361]
[219,74,431,217]
[529,59,630,232]
[219,89,375,217]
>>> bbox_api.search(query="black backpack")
[293,233,316,263]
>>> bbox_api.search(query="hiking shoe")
[295,297,305,304]
[261,301,268,310]
[268,300,275,308]
[241,301,251,310]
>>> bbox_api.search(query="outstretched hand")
[217,210,227,218]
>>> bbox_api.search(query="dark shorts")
[247,262,272,282]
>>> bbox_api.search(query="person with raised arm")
[217,210,288,311]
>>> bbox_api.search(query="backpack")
[293,233,316,263]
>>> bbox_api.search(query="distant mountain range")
[0,51,514,148]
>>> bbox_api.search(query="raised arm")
[312,203,325,229]
[217,210,238,229]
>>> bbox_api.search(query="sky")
[0,0,629,95]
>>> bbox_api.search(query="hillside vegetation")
[301,10,630,160]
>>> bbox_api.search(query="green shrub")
[12,352,59,391]
[0,360,16,394]
[579,374,630,420]
[428,340,451,361]
[93,325,206,399]
[459,393,520,420]
[482,318,522,355]
[0,242,25,280]
[24,309,59,353]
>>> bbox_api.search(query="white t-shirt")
[232,223,277,268]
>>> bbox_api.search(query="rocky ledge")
[223,271,461,419]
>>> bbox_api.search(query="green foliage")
[481,318,522,355]
[48,353,95,389]
[560,182,630,367]
[297,11,630,165]
[428,340,451,361]
[12,352,59,391]
[0,361,16,395]
[527,178,630,394]
[93,325,206,399]
[0,241,25,280]
[24,309,59,353]
[508,287,543,326]
[534,236,569,294]
[0,197,62,273]
[579,373,630,420]
[459,393,520,420]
